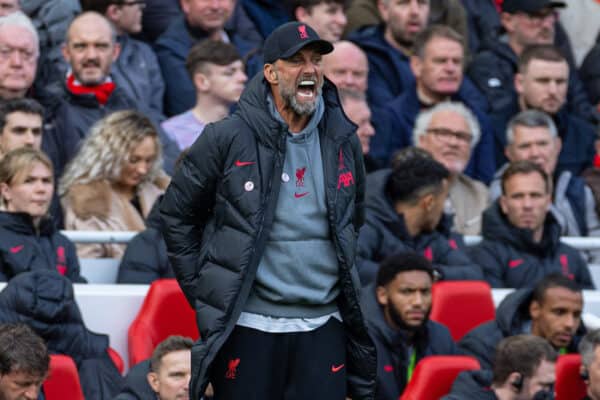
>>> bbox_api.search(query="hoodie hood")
[0,211,56,236]
[478,35,518,68]
[446,370,496,400]
[481,201,562,257]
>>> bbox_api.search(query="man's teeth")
[299,80,315,87]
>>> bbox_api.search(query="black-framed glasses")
[426,127,472,144]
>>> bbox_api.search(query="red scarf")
[66,74,116,105]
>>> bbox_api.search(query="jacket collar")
[0,211,55,236]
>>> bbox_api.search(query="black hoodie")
[442,370,497,400]
[459,288,587,370]
[469,201,593,289]
[357,170,483,285]
[0,211,84,283]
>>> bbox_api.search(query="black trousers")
[210,318,347,400]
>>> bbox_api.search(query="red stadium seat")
[430,281,496,341]
[108,347,124,374]
[128,279,199,366]
[555,354,587,400]
[400,355,480,400]
[43,354,84,400]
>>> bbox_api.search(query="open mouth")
[297,79,316,98]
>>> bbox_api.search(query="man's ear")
[193,72,210,92]
[377,0,389,23]
[421,193,434,213]
[529,300,541,320]
[147,372,160,393]
[105,4,121,22]
[264,63,278,85]
[111,41,121,62]
[514,73,524,95]
[499,194,509,215]
[410,56,422,79]
[376,285,389,307]
[0,182,11,204]
[295,6,310,23]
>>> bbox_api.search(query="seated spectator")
[414,102,489,235]
[287,0,347,42]
[115,335,194,400]
[80,0,166,118]
[580,329,600,400]
[490,110,600,262]
[362,252,460,400]
[322,40,368,93]
[348,0,428,110]
[161,40,247,151]
[0,0,19,16]
[155,0,259,116]
[357,147,482,285]
[467,0,595,124]
[0,148,83,282]
[0,98,43,157]
[338,89,376,171]
[0,11,38,101]
[470,161,593,289]
[60,110,169,259]
[490,45,596,175]
[0,270,124,399]
[0,323,49,400]
[381,24,494,183]
[444,334,557,400]
[459,273,586,370]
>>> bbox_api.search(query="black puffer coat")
[160,74,377,400]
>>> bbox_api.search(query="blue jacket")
[357,170,483,285]
[469,201,594,290]
[154,16,261,117]
[459,287,587,370]
[361,282,461,400]
[490,101,596,176]
[379,83,495,184]
[240,0,290,39]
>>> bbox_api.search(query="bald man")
[323,40,368,93]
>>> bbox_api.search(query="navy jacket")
[154,16,261,117]
[0,270,123,399]
[441,370,497,400]
[362,282,460,400]
[379,83,495,184]
[470,201,593,289]
[490,101,595,176]
[0,212,84,283]
[459,288,587,370]
[357,170,483,285]
[467,38,596,124]
[117,197,174,284]
[113,360,155,400]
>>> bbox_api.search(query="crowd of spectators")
[2,0,600,399]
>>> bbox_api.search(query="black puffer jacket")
[361,283,460,400]
[113,360,155,400]
[469,201,593,289]
[441,369,496,400]
[459,288,587,370]
[357,170,483,285]
[117,196,174,284]
[0,270,123,399]
[0,212,84,283]
[160,74,376,400]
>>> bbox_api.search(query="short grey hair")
[580,329,600,367]
[506,109,558,144]
[413,101,481,148]
[0,11,39,56]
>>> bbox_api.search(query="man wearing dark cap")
[467,0,596,124]
[160,21,376,400]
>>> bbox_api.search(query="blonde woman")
[0,148,84,282]
[60,110,169,259]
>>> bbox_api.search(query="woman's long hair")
[59,110,163,196]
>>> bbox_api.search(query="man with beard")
[160,21,376,400]
[357,147,482,285]
[361,251,460,400]
[460,273,586,371]
[469,160,593,289]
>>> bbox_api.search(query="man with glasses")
[467,0,595,124]
[381,24,495,184]
[414,102,489,235]
[80,0,166,119]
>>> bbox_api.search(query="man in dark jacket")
[444,334,557,400]
[160,22,376,400]
[155,0,260,117]
[459,273,586,370]
[357,148,482,285]
[470,161,593,289]
[362,252,460,400]
[380,25,494,183]
[489,44,596,175]
[0,323,49,400]
[466,0,596,124]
